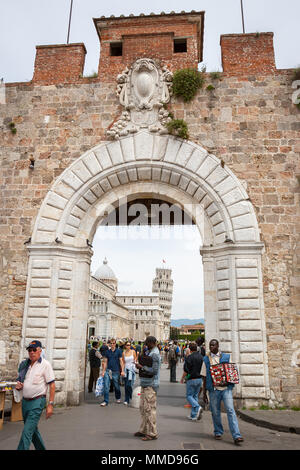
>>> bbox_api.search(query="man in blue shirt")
[202,339,244,445]
[100,338,125,406]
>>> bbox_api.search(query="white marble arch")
[21,131,270,406]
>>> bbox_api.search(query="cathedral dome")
[94,258,117,281]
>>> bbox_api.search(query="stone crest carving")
[107,59,173,139]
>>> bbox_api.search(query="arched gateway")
[21,130,269,406]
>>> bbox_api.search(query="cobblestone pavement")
[0,363,299,451]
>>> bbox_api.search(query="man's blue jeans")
[103,370,121,404]
[186,378,202,419]
[209,388,242,439]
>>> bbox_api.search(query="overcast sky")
[91,225,204,320]
[1,1,298,320]
[1,0,299,82]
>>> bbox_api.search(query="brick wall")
[95,12,204,80]
[33,43,87,85]
[220,33,276,75]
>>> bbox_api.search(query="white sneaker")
[124,401,128,405]
[187,416,197,421]
[197,406,203,420]
[100,402,107,407]
[116,399,121,403]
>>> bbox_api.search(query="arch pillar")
[21,244,92,405]
[201,242,270,402]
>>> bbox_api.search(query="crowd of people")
[14,335,244,450]
[86,335,243,444]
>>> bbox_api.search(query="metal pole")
[240,0,245,34]
[67,0,73,44]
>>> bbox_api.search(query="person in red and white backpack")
[201,339,244,445]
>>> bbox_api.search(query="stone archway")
[21,131,269,406]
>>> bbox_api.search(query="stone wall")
[0,24,299,405]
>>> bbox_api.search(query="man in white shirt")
[15,340,55,450]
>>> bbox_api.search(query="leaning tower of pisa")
[152,266,173,338]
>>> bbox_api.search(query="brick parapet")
[220,32,276,75]
[4,67,295,91]
[8,26,286,87]
[32,43,88,85]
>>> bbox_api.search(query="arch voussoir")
[32,131,259,247]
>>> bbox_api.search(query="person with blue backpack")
[201,339,244,445]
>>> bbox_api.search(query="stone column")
[201,251,218,346]
[106,312,112,339]
[200,242,270,405]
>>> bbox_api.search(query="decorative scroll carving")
[107,59,173,139]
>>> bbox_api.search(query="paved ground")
[1,362,299,451]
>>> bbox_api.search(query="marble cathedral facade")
[88,259,173,341]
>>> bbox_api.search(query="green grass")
[245,405,300,411]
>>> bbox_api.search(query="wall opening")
[174,38,187,53]
[85,197,204,401]
[110,42,123,56]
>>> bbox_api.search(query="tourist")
[134,336,161,441]
[168,341,179,382]
[135,341,142,359]
[15,340,55,450]
[180,342,203,421]
[196,336,206,356]
[184,341,191,359]
[100,338,124,406]
[201,339,244,445]
[88,341,101,393]
[180,343,185,362]
[122,341,137,405]
[181,341,192,409]
[100,339,109,356]
[163,342,169,365]
[174,340,180,360]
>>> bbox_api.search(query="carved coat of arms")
[107,59,173,139]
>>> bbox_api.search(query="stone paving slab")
[237,409,300,434]
[1,364,300,451]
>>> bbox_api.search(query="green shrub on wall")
[166,118,189,140]
[172,68,205,102]
[176,333,205,342]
